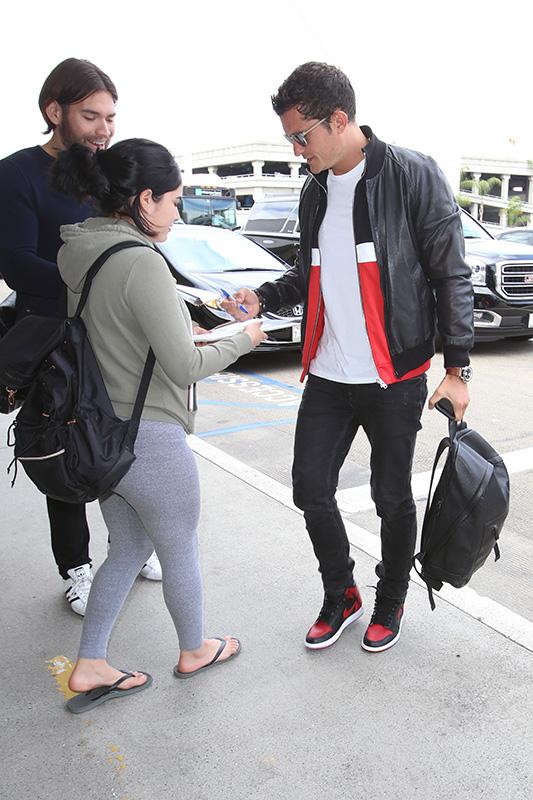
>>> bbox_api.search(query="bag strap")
[72,240,155,449]
[421,435,450,534]
[124,347,156,449]
[74,241,152,318]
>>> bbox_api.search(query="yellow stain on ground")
[46,655,77,700]
[107,743,127,772]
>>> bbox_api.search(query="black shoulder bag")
[5,241,155,503]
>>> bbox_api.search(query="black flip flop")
[66,671,153,714]
[173,637,241,679]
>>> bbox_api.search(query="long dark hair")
[52,138,182,237]
[39,58,118,134]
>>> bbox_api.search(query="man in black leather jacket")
[225,62,474,654]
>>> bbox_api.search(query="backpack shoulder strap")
[74,241,153,318]
[125,347,156,449]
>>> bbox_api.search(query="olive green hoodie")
[58,217,253,432]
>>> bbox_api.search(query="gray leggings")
[78,420,203,659]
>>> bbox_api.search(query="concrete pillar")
[470,202,479,220]
[473,172,481,190]
[500,174,510,201]
[499,208,508,228]
[290,161,301,179]
[252,160,265,178]
[528,177,533,206]
[207,166,218,175]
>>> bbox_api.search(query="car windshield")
[244,199,299,233]
[159,228,285,274]
[461,211,492,240]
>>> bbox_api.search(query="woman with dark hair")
[53,138,266,712]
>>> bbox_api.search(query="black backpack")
[413,399,510,609]
[2,241,155,503]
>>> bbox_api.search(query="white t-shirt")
[310,159,379,384]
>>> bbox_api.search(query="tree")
[506,196,529,227]
[459,172,502,221]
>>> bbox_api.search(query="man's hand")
[220,288,260,321]
[428,374,470,421]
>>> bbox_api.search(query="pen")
[219,286,248,315]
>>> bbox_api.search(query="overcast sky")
[2,0,532,186]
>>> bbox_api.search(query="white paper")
[193,318,293,342]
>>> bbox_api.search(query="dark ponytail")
[53,143,111,202]
[52,138,181,237]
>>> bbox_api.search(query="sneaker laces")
[369,595,402,629]
[318,592,345,618]
[67,573,92,602]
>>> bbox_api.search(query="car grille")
[497,262,533,300]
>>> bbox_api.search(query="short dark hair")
[52,138,181,238]
[39,58,118,134]
[272,62,356,122]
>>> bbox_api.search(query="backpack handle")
[435,397,467,435]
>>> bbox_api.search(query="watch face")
[461,366,473,382]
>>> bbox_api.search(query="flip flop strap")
[86,671,134,701]
[206,638,226,667]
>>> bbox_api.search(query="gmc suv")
[242,197,533,342]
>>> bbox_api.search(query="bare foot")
[68,658,148,693]
[176,636,240,675]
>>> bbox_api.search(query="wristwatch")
[445,366,473,383]
[254,291,265,316]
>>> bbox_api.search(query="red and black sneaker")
[305,585,364,649]
[361,595,404,653]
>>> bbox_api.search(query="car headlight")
[465,256,487,286]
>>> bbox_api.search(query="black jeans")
[292,374,428,601]
[47,497,91,579]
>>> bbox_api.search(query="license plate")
[529,313,533,328]
[292,324,301,343]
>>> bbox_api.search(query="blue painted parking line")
[198,418,296,438]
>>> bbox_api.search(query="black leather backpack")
[413,399,510,609]
[2,241,154,503]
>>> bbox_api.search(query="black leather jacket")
[257,127,474,376]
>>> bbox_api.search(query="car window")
[500,230,533,244]
[244,199,299,233]
[460,211,492,240]
[159,229,285,274]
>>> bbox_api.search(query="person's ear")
[332,110,348,133]
[138,188,154,215]
[44,100,62,128]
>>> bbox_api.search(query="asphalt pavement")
[1,404,532,800]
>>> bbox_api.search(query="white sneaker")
[63,564,93,616]
[140,551,162,581]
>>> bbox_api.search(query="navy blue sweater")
[0,146,93,318]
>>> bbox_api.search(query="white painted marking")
[188,435,533,653]
[204,372,300,407]
[337,447,533,514]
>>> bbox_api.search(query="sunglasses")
[284,117,328,147]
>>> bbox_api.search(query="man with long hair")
[0,58,161,616]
